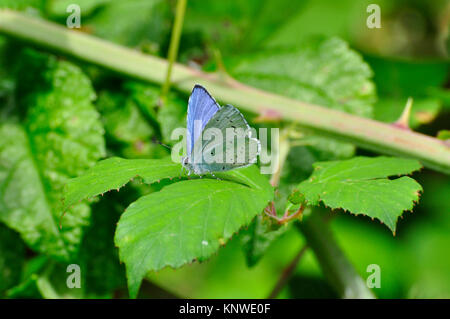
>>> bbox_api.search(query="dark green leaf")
[0,223,25,294]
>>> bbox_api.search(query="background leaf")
[228,37,375,118]
[0,224,25,295]
[241,215,289,267]
[0,50,105,260]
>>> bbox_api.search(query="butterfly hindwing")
[191,104,259,173]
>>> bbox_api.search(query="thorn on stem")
[393,97,413,130]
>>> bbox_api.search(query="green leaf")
[241,215,288,267]
[228,36,375,166]
[97,91,155,144]
[0,51,105,260]
[64,157,273,298]
[266,0,369,48]
[48,0,110,17]
[79,195,126,298]
[184,0,303,55]
[229,37,375,118]
[366,55,449,98]
[296,156,422,233]
[437,130,450,141]
[288,189,306,205]
[157,93,187,145]
[96,83,172,159]
[115,165,273,298]
[83,0,170,49]
[62,156,268,210]
[235,40,371,264]
[63,157,273,297]
[35,262,84,299]
[123,81,159,125]
[0,223,26,295]
[5,255,48,298]
[374,98,442,129]
[62,157,183,210]
[0,0,45,11]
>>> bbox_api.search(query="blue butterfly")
[182,85,260,175]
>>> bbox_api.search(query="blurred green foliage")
[0,0,449,299]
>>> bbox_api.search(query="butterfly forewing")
[186,85,220,157]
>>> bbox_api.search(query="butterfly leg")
[210,172,221,181]
[179,166,184,179]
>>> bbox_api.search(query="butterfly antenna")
[152,137,172,150]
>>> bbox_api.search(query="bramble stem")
[296,211,375,298]
[160,0,187,102]
[267,244,308,298]
[0,10,448,173]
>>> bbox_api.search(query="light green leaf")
[114,165,273,298]
[0,52,105,260]
[296,156,422,233]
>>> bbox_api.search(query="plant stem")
[160,0,187,102]
[296,211,375,299]
[267,244,308,299]
[0,10,449,174]
[270,128,290,187]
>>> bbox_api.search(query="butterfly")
[181,85,260,175]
